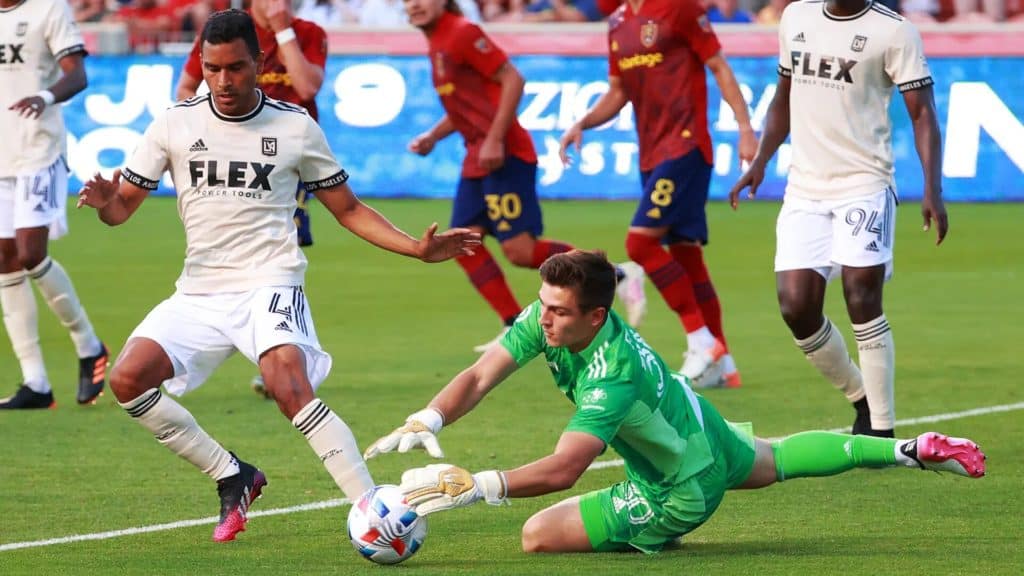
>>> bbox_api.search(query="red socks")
[530,240,574,268]
[625,232,704,332]
[456,246,521,324]
[670,244,727,349]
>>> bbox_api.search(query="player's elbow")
[548,465,584,492]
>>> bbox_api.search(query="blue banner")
[64,55,1024,201]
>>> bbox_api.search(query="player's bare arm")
[264,0,324,101]
[502,432,605,497]
[8,53,87,120]
[479,62,526,172]
[408,115,456,156]
[77,170,153,226]
[175,69,202,101]
[313,182,481,261]
[903,84,948,245]
[364,345,519,459]
[728,74,791,209]
[559,75,628,165]
[705,53,758,164]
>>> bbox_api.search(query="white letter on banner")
[579,142,605,176]
[84,65,174,125]
[334,64,405,127]
[944,82,1024,178]
[520,82,559,130]
[610,142,638,175]
[66,127,141,182]
[537,136,565,186]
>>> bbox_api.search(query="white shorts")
[0,156,69,240]
[775,187,898,281]
[129,285,332,396]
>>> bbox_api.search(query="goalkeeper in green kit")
[364,250,986,553]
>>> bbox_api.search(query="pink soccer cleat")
[213,456,268,542]
[903,432,986,478]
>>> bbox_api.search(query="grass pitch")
[0,199,1020,575]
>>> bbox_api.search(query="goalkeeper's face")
[201,39,263,117]
[538,282,607,353]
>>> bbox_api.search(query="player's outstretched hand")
[416,223,481,262]
[408,132,437,156]
[401,464,507,516]
[364,410,445,459]
[921,193,949,245]
[9,95,47,119]
[77,170,121,210]
[558,123,584,166]
[727,160,766,211]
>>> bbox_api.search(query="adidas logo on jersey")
[865,241,880,252]
[189,139,208,152]
[792,32,805,43]
[274,321,292,332]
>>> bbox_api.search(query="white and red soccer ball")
[347,484,428,565]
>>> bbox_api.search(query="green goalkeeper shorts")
[579,396,757,553]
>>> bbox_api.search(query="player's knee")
[110,362,152,403]
[502,244,533,268]
[843,285,882,318]
[17,249,47,272]
[777,290,818,333]
[520,515,548,553]
[625,232,658,264]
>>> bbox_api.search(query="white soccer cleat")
[679,340,727,383]
[902,432,986,478]
[615,261,648,328]
[472,326,511,353]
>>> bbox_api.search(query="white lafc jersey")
[0,0,86,177]
[124,91,348,294]
[777,0,932,200]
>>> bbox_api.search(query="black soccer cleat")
[77,342,109,405]
[0,385,55,410]
[213,455,268,542]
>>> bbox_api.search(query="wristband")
[38,90,56,106]
[275,27,296,45]
[473,470,508,504]
[407,407,444,434]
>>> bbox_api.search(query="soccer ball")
[347,485,428,565]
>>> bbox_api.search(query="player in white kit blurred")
[0,0,108,410]
[730,0,948,437]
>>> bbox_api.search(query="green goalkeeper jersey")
[500,302,715,502]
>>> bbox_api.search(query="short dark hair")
[539,250,616,312]
[445,0,463,15]
[201,9,260,60]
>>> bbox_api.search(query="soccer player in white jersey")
[729,0,947,437]
[0,0,109,409]
[76,9,481,543]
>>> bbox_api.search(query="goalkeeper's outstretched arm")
[427,344,520,426]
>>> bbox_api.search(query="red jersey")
[183,17,327,121]
[608,0,720,171]
[427,12,537,178]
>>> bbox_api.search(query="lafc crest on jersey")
[641,21,658,48]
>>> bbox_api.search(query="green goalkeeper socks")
[772,431,898,481]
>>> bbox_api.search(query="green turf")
[0,199,1021,575]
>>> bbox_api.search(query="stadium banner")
[65,54,1023,201]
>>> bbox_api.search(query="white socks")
[686,326,717,352]
[121,388,240,480]
[0,270,48,392]
[28,257,102,358]
[292,398,374,500]
[795,317,865,402]
[854,315,895,431]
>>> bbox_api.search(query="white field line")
[2,400,1021,553]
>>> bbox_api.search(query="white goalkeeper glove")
[363,408,445,459]
[400,463,507,516]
